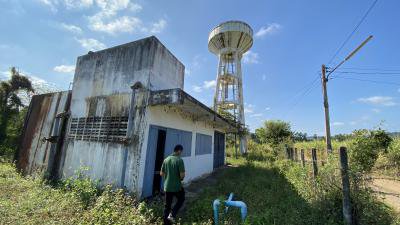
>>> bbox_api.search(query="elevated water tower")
[208,21,253,154]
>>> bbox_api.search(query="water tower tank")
[208,21,253,55]
[208,21,253,154]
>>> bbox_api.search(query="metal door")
[213,131,225,168]
[16,91,71,176]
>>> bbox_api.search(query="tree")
[292,131,308,142]
[333,133,351,142]
[255,120,292,146]
[0,67,34,145]
[349,129,393,173]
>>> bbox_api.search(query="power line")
[333,76,400,86]
[333,71,400,75]
[284,74,321,116]
[338,67,400,72]
[327,0,378,65]
[290,73,320,99]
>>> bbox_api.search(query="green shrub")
[62,167,100,208]
[84,185,160,225]
[349,129,392,173]
[387,138,400,171]
[246,140,275,162]
[276,156,396,225]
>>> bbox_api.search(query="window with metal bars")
[68,116,129,143]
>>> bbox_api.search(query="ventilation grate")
[68,116,129,143]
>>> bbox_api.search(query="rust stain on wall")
[85,94,130,117]
[17,94,52,174]
[16,92,71,175]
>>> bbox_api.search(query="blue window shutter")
[195,133,212,155]
[165,128,192,158]
[142,126,158,198]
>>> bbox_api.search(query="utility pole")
[321,35,373,155]
[321,64,333,154]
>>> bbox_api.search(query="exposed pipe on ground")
[213,193,247,225]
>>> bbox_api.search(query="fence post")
[311,148,318,178]
[339,147,353,225]
[286,146,290,160]
[291,148,294,161]
[294,148,298,162]
[300,149,305,167]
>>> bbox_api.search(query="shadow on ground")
[145,160,397,225]
[180,162,327,225]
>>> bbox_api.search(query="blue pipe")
[224,193,234,213]
[213,193,247,225]
[224,200,247,222]
[213,199,221,224]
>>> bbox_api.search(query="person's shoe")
[167,213,176,223]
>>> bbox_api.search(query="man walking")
[160,144,186,224]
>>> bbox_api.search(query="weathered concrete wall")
[150,41,185,90]
[70,36,184,119]
[139,105,217,194]
[17,91,71,176]
[61,36,184,193]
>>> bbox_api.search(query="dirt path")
[370,176,400,212]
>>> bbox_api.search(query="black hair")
[174,144,183,152]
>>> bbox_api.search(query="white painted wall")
[138,105,218,194]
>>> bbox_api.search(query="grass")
[181,158,325,225]
[0,160,84,224]
[1,153,399,224]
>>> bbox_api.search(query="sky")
[0,0,399,136]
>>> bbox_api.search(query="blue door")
[213,131,225,168]
[142,126,192,198]
[142,126,159,198]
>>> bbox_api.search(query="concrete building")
[16,36,237,198]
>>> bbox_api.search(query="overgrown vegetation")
[0,161,161,224]
[0,76,399,225]
[0,67,33,159]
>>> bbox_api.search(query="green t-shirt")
[161,154,185,192]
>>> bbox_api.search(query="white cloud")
[244,104,255,113]
[332,122,344,126]
[350,115,370,126]
[357,96,397,106]
[262,74,267,81]
[54,65,75,73]
[76,38,106,51]
[149,19,167,34]
[64,0,94,9]
[87,1,164,35]
[184,68,191,76]
[250,113,263,118]
[192,85,202,93]
[243,51,259,64]
[89,14,143,34]
[265,107,271,111]
[38,0,94,11]
[191,80,216,93]
[38,1,165,36]
[60,23,82,34]
[38,0,58,12]
[203,80,216,89]
[372,108,381,113]
[255,23,281,38]
[39,0,138,11]
[1,68,60,105]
